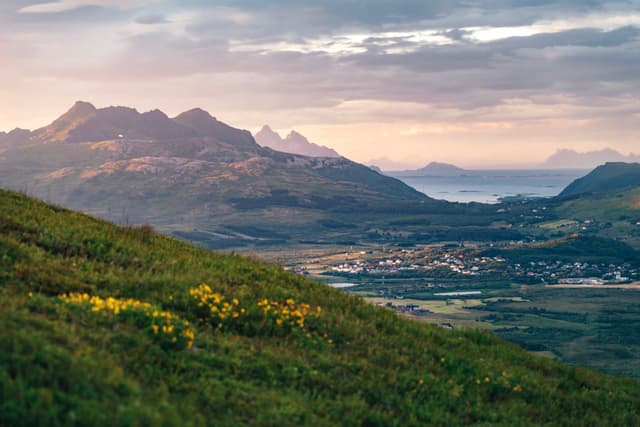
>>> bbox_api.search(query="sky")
[1,0,639,168]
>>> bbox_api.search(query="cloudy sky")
[1,0,639,168]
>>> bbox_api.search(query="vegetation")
[559,162,640,196]
[481,234,640,264]
[1,188,640,426]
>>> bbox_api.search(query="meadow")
[1,189,640,426]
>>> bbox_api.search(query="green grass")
[560,162,640,196]
[1,188,640,426]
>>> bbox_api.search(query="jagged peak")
[258,124,276,133]
[256,125,281,137]
[286,130,306,139]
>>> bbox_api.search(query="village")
[322,247,640,285]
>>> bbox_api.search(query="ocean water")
[392,169,589,203]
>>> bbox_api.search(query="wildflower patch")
[187,284,332,345]
[188,283,245,331]
[59,292,194,350]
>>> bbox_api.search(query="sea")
[391,169,589,204]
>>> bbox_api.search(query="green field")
[353,282,640,378]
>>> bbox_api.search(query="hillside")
[0,102,441,248]
[559,162,640,196]
[255,126,340,158]
[537,186,640,249]
[2,189,640,426]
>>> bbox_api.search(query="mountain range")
[541,148,640,169]
[3,101,640,250]
[254,125,340,158]
[0,101,441,248]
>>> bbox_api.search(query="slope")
[1,189,639,426]
[559,162,640,196]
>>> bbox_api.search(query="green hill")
[533,186,640,248]
[559,162,640,196]
[1,189,639,426]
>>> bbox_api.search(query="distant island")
[388,162,467,177]
[541,148,640,169]
[254,125,340,158]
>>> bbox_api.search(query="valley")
[4,2,640,424]
[2,101,640,381]
[260,241,640,377]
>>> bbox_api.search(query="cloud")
[18,0,148,13]
[135,12,169,25]
[2,0,640,165]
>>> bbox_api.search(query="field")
[260,239,640,378]
[348,282,640,378]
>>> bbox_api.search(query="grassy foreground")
[1,189,639,426]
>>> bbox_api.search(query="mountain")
[0,101,439,248]
[0,128,32,148]
[559,162,640,197]
[2,189,639,426]
[390,162,467,177]
[542,148,640,169]
[254,125,340,158]
[30,101,257,147]
[174,108,257,150]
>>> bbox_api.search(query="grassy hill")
[559,162,640,196]
[1,189,640,426]
[533,186,640,249]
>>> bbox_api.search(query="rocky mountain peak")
[255,126,340,158]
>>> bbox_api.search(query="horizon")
[2,1,639,168]
[3,99,638,169]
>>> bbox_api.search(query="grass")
[1,188,640,426]
[560,162,640,196]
